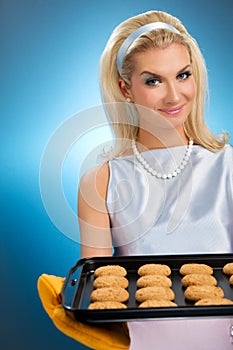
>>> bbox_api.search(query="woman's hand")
[37,273,130,350]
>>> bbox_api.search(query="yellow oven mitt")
[37,274,130,350]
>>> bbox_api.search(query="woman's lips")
[158,105,184,116]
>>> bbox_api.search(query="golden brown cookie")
[184,285,224,301]
[137,264,171,277]
[136,275,172,288]
[90,287,129,302]
[139,300,177,308]
[229,275,233,285]
[179,263,213,276]
[195,298,233,306]
[94,265,127,277]
[181,274,217,287]
[223,262,233,275]
[88,301,127,309]
[93,275,129,289]
[135,286,175,302]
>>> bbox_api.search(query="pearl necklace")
[131,138,193,179]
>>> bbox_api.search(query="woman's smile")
[158,104,185,116]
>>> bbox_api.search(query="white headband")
[116,22,180,73]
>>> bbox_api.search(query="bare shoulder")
[78,162,110,220]
[79,162,110,201]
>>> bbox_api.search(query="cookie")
[195,298,233,306]
[93,275,129,289]
[90,287,129,302]
[139,300,177,308]
[229,275,233,285]
[179,263,213,276]
[138,264,171,277]
[135,286,175,302]
[94,265,127,277]
[137,275,172,288]
[223,262,233,275]
[181,274,217,287]
[88,301,127,309]
[184,285,224,301]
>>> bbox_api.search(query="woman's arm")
[78,162,113,258]
[37,164,129,350]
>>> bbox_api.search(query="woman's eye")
[178,71,192,80]
[145,78,161,86]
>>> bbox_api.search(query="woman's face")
[119,43,196,131]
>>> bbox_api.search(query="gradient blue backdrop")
[1,0,232,349]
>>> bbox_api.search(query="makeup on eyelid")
[143,70,192,87]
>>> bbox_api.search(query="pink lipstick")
[159,105,184,116]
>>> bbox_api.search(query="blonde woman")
[38,10,233,350]
[78,10,233,349]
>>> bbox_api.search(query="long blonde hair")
[99,10,229,156]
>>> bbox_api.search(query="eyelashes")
[144,77,160,86]
[144,70,192,86]
[177,71,192,80]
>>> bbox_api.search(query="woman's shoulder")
[225,143,233,162]
[226,143,233,151]
[79,162,110,201]
[80,161,109,183]
[210,143,233,168]
[197,143,233,158]
[220,143,233,157]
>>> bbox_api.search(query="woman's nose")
[164,83,180,105]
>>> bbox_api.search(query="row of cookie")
[88,262,233,309]
[180,261,233,284]
[180,263,233,306]
[88,265,129,309]
[135,263,177,308]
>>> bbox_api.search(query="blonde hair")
[99,10,229,156]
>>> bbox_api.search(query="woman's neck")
[136,127,189,151]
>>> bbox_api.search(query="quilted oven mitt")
[37,274,130,350]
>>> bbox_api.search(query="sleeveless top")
[106,144,233,350]
[107,144,233,256]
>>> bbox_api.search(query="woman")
[38,10,233,350]
[78,10,233,349]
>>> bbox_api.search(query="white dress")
[107,144,233,350]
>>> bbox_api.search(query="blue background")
[1,0,232,349]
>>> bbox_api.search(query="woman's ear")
[118,78,132,100]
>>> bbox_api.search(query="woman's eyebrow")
[140,70,162,78]
[177,64,192,74]
[140,64,192,77]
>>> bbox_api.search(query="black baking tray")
[61,254,233,323]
